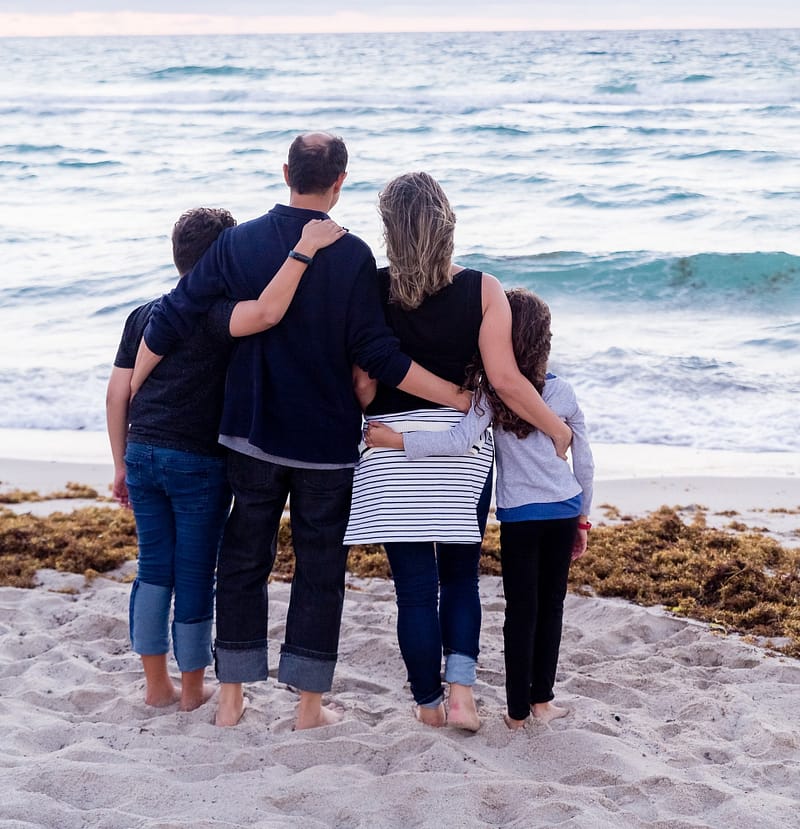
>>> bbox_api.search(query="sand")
[1,429,799,828]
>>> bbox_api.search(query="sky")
[1,0,799,36]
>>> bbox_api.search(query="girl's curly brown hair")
[467,288,552,439]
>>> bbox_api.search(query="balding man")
[141,133,467,729]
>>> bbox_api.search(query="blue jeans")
[214,450,354,693]
[383,469,493,706]
[125,443,231,673]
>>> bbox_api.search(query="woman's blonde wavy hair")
[378,172,456,310]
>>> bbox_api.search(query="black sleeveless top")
[367,266,484,415]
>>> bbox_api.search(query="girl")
[365,289,593,729]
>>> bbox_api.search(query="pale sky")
[1,0,799,36]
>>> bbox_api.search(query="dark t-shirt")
[114,297,235,456]
[367,267,484,415]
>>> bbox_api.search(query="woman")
[344,172,571,730]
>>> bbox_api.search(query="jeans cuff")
[444,652,477,686]
[173,618,213,673]
[419,694,445,709]
[278,648,336,693]
[214,641,269,683]
[129,580,171,655]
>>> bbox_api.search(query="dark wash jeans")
[214,450,353,693]
[383,469,493,706]
[499,517,577,721]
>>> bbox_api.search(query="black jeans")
[499,517,577,721]
[214,450,353,692]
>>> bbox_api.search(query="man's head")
[172,207,236,277]
[285,133,348,198]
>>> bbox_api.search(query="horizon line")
[1,11,798,38]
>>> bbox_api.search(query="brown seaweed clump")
[1,503,798,658]
[566,506,800,658]
[0,506,137,588]
[0,482,104,504]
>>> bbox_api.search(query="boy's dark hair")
[172,207,236,276]
[286,134,348,195]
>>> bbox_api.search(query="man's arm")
[352,366,377,411]
[345,257,471,413]
[105,365,132,508]
[395,363,472,413]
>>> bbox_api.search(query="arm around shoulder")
[478,274,571,455]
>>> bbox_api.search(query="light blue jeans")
[125,443,231,672]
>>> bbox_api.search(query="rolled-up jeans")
[214,450,353,693]
[125,442,231,672]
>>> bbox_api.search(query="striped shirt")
[343,408,494,544]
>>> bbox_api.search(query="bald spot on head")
[286,133,348,194]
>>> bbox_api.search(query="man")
[140,133,468,729]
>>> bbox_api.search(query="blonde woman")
[344,172,571,730]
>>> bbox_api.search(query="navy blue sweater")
[143,204,411,465]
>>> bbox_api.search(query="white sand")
[1,428,799,827]
[1,571,798,828]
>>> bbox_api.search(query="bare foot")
[531,702,569,724]
[294,704,343,731]
[446,684,481,732]
[503,714,528,731]
[215,682,247,727]
[141,654,179,707]
[180,683,216,712]
[145,683,180,708]
[414,703,446,728]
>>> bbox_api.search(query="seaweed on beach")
[0,482,103,504]
[1,502,799,657]
[0,506,136,588]
[565,506,800,658]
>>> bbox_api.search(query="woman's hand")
[296,218,347,257]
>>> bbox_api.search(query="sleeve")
[562,385,595,515]
[113,306,147,369]
[345,255,412,388]
[205,298,237,344]
[402,402,493,460]
[142,233,232,356]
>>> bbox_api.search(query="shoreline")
[2,426,799,478]
[2,427,798,545]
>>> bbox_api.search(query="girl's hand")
[571,528,588,561]
[364,422,404,450]
[298,218,347,255]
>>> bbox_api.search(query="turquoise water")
[0,29,798,452]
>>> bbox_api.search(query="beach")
[2,429,799,828]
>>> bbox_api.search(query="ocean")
[1,28,798,454]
